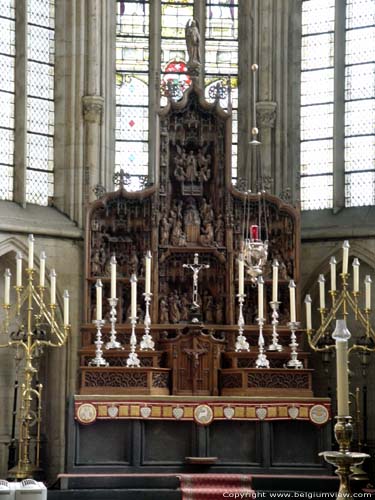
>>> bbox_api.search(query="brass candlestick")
[1,266,70,479]
[320,416,369,500]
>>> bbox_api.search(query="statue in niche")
[171,219,187,247]
[215,214,225,246]
[174,147,187,182]
[185,19,201,66]
[180,293,190,322]
[159,297,169,324]
[184,197,201,243]
[129,249,139,275]
[91,249,101,275]
[169,291,181,324]
[200,198,214,224]
[215,298,224,324]
[185,150,198,182]
[200,221,214,246]
[197,148,211,181]
[160,215,171,246]
[204,295,215,323]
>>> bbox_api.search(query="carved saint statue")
[159,297,169,324]
[160,215,171,246]
[185,19,201,66]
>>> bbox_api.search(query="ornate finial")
[92,184,106,199]
[113,169,130,189]
[185,18,201,77]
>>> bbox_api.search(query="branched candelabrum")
[89,319,108,367]
[235,293,250,352]
[287,321,303,369]
[255,317,269,368]
[1,267,70,479]
[140,292,155,351]
[127,316,140,367]
[105,298,122,350]
[268,301,282,352]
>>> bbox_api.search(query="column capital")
[82,95,104,124]
[256,101,277,129]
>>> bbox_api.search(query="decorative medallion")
[256,407,267,420]
[288,406,299,420]
[173,407,184,420]
[107,406,119,418]
[194,404,214,426]
[223,406,235,420]
[309,404,329,425]
[140,406,152,418]
[77,403,97,425]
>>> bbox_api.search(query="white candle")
[352,258,360,293]
[238,254,244,296]
[272,259,279,302]
[110,255,117,299]
[50,269,56,305]
[289,280,296,322]
[96,279,103,321]
[39,251,46,287]
[16,252,23,287]
[63,290,69,325]
[28,234,35,270]
[318,274,326,309]
[304,294,312,330]
[365,275,372,310]
[131,274,137,318]
[257,276,264,318]
[330,256,337,292]
[4,268,11,305]
[145,250,152,295]
[332,319,351,417]
[342,240,350,275]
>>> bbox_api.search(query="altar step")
[48,474,340,500]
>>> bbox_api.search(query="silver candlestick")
[287,321,303,368]
[140,292,155,350]
[235,293,250,352]
[268,301,283,352]
[89,319,109,367]
[126,316,140,367]
[105,298,122,349]
[255,317,270,368]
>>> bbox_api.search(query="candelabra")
[89,319,108,367]
[255,317,269,368]
[286,321,303,369]
[268,301,282,352]
[105,298,122,350]
[127,317,140,367]
[235,293,250,352]
[1,244,70,479]
[140,292,155,351]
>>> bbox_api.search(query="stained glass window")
[116,0,150,191]
[0,0,15,201]
[205,0,238,180]
[301,0,375,210]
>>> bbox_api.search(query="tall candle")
[289,280,296,322]
[238,254,244,296]
[16,252,23,287]
[110,255,117,299]
[342,240,350,275]
[330,256,337,292]
[332,319,351,416]
[352,258,360,293]
[39,251,46,287]
[304,294,312,330]
[28,234,35,270]
[96,279,103,321]
[63,290,69,325]
[50,269,56,305]
[4,268,11,305]
[145,251,152,295]
[365,275,372,310]
[272,259,279,302]
[131,274,137,318]
[318,274,326,309]
[257,276,264,318]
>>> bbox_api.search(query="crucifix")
[183,253,210,323]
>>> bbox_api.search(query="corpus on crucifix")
[183,253,210,323]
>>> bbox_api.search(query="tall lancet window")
[0,0,55,206]
[300,0,375,210]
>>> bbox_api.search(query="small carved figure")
[129,249,139,275]
[169,291,181,324]
[160,215,171,246]
[91,249,101,275]
[159,297,169,324]
[200,221,214,246]
[215,299,224,324]
[180,293,190,322]
[185,150,198,182]
[204,295,215,323]
[185,19,201,66]
[215,214,225,246]
[171,219,186,247]
[200,198,214,224]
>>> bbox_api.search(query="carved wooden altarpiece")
[79,79,310,398]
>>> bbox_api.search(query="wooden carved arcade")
[79,78,310,398]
